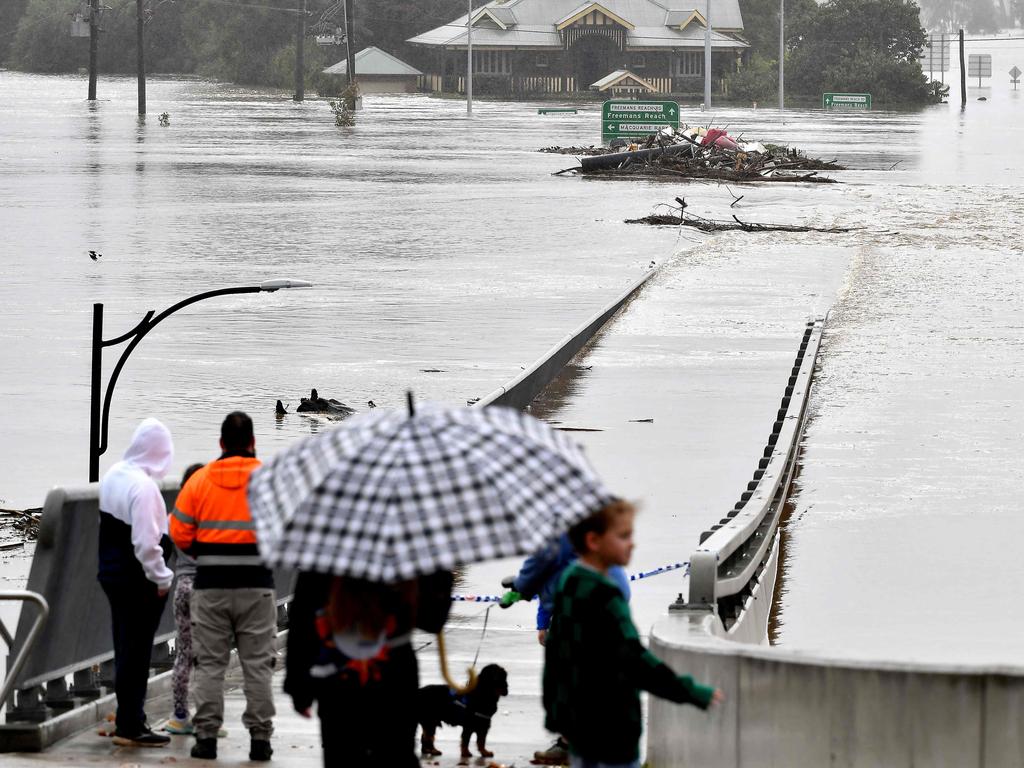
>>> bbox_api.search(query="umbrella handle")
[436,631,478,695]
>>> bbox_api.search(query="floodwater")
[2,31,1024,667]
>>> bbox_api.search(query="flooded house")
[322,46,423,93]
[407,0,748,97]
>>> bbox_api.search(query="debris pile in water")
[546,126,844,183]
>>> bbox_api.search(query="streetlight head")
[259,279,314,292]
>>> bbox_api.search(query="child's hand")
[710,688,725,707]
[499,589,523,608]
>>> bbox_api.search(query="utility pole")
[294,0,306,101]
[467,0,473,116]
[88,0,99,100]
[703,0,712,109]
[959,28,966,108]
[136,0,146,114]
[344,0,356,99]
[778,0,784,111]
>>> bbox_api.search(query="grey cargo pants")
[191,588,277,740]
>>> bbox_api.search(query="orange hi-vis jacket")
[170,455,272,590]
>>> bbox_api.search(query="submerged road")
[3,230,845,765]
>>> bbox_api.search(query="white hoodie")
[99,418,175,590]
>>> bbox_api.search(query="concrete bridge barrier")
[649,610,1024,767]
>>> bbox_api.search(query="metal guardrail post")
[687,550,718,606]
[1,591,49,711]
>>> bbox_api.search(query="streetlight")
[89,278,313,482]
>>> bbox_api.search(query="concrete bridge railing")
[648,611,1024,767]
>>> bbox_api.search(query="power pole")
[959,28,966,108]
[467,0,473,116]
[703,0,712,109]
[344,0,356,99]
[778,0,784,111]
[88,0,99,100]
[294,0,305,101]
[136,0,146,114]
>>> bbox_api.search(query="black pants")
[316,649,420,768]
[100,578,168,735]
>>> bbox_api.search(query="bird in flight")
[89,250,102,261]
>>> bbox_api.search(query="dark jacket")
[97,512,173,586]
[514,534,631,630]
[543,563,714,764]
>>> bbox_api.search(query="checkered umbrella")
[247,403,614,582]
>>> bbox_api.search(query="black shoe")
[250,738,273,761]
[112,727,171,747]
[191,737,218,759]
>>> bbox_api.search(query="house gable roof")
[472,7,511,29]
[590,68,657,91]
[322,46,422,76]
[665,9,707,30]
[556,2,636,30]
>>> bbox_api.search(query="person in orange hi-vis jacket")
[170,412,275,763]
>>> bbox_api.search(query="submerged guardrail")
[643,316,1024,767]
[668,317,823,638]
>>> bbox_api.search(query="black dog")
[418,664,509,759]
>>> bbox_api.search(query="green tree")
[0,0,30,65]
[786,0,931,103]
[8,0,87,72]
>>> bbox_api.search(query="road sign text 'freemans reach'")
[602,100,680,142]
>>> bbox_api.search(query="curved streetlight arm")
[89,281,312,482]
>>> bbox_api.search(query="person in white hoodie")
[97,417,175,748]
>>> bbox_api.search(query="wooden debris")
[538,145,609,155]
[0,508,42,541]
[625,202,856,234]
[544,133,844,183]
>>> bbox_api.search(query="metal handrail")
[1,591,49,706]
[687,318,824,606]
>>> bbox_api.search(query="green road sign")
[602,100,679,142]
[822,93,872,109]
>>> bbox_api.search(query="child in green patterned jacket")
[542,500,723,768]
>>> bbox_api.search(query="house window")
[536,53,549,68]
[473,50,510,74]
[675,52,703,76]
[631,54,646,68]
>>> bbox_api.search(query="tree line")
[0,0,965,104]
[729,0,936,104]
[0,0,465,90]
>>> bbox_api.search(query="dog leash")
[470,604,494,671]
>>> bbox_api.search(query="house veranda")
[407,0,749,98]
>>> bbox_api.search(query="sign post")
[1011,65,1021,90]
[601,100,680,144]
[822,93,872,109]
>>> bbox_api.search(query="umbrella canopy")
[247,403,613,582]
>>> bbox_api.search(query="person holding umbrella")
[248,397,616,768]
[283,571,454,765]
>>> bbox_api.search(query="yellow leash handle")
[436,631,478,695]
